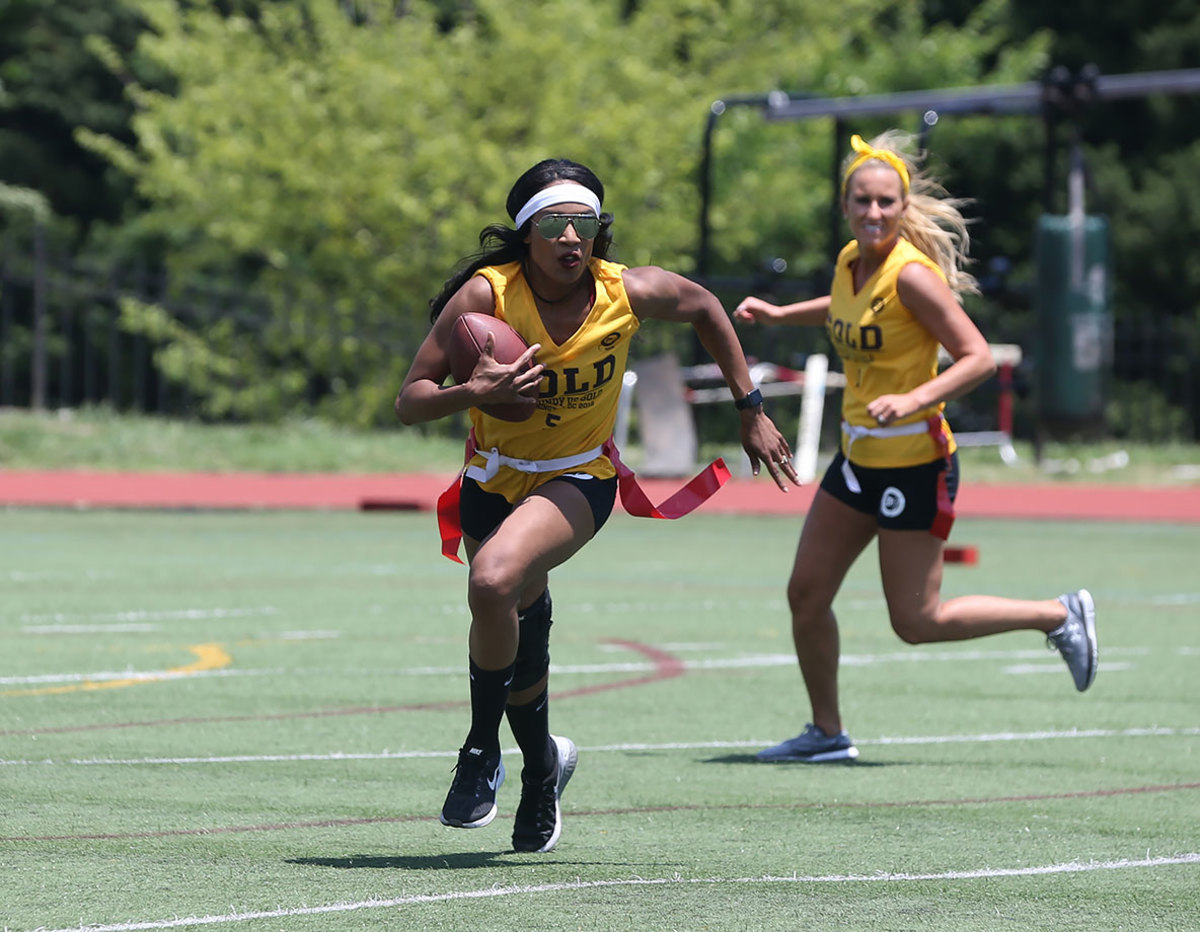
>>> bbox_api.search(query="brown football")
[447,312,537,422]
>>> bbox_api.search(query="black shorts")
[820,450,959,534]
[460,474,619,543]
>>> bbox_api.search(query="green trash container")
[1034,213,1112,425]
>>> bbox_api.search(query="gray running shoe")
[512,735,577,853]
[1048,588,1098,691]
[756,723,859,763]
[440,746,504,828]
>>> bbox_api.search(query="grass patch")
[2,509,1198,930]
[0,406,464,473]
[0,406,1197,484]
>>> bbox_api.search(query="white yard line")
[0,644,1157,687]
[32,853,1200,932]
[18,606,279,630]
[3,726,1197,767]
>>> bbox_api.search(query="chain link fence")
[1,240,1196,444]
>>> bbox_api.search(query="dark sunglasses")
[532,213,601,240]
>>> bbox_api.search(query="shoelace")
[1048,622,1077,652]
[450,752,494,795]
[517,779,557,833]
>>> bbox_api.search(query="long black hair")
[428,158,615,321]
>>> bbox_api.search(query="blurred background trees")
[1,0,1196,436]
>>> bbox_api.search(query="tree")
[78,0,1051,424]
[0,0,145,234]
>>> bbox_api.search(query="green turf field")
[2,508,1197,931]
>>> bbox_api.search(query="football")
[447,312,537,422]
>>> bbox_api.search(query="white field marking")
[837,646,1150,667]
[1,671,181,686]
[0,667,267,687]
[32,854,1200,932]
[328,563,402,575]
[0,646,1166,689]
[19,607,278,629]
[20,623,161,635]
[1151,593,1200,605]
[4,726,1197,767]
[657,642,734,651]
[392,645,1154,677]
[580,600,789,620]
[1,663,356,687]
[577,593,1200,614]
[1004,662,1133,676]
[4,569,111,583]
[273,630,340,640]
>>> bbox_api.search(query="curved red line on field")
[583,780,1200,816]
[553,639,687,699]
[7,782,1197,843]
[2,639,684,735]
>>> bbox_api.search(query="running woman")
[397,158,797,848]
[734,131,1098,764]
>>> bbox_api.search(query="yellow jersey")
[468,258,639,502]
[827,237,957,467]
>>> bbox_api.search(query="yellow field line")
[2,643,231,697]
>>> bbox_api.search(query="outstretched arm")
[734,294,831,326]
[623,266,800,489]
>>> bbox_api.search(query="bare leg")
[464,482,595,671]
[876,529,1068,645]
[786,489,878,736]
[440,481,596,831]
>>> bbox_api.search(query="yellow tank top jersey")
[828,237,957,468]
[469,258,639,503]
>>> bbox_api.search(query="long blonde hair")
[841,129,980,298]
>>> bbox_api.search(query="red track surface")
[2,468,1199,522]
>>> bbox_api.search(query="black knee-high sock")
[506,688,555,781]
[505,589,554,780]
[506,687,554,781]
[463,658,514,755]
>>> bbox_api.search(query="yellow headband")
[842,134,910,197]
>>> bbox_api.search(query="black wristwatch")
[734,388,763,411]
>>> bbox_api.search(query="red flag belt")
[436,433,730,563]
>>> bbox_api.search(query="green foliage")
[998,0,1200,322]
[701,0,1051,286]
[1106,379,1191,443]
[74,0,1055,425]
[0,0,144,228]
[0,182,50,222]
[1093,140,1200,315]
[22,0,1184,434]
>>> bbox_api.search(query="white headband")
[513,182,602,229]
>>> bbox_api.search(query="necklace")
[523,264,586,305]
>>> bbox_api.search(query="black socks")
[506,687,555,782]
[463,657,513,755]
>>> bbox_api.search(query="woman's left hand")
[740,413,800,490]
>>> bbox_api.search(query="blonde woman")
[735,131,1097,763]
